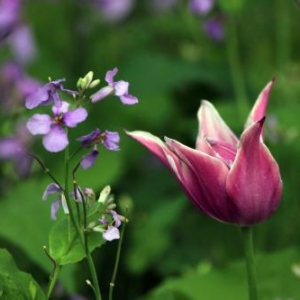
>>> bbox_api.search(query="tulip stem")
[241,226,258,300]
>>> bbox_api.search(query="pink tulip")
[126,80,282,226]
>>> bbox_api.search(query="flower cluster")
[43,183,125,242]
[24,70,137,227]
[25,69,138,167]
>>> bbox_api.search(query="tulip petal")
[205,137,237,166]
[125,130,201,206]
[196,101,238,152]
[245,79,275,129]
[226,118,282,225]
[165,138,237,223]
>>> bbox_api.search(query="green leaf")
[0,179,78,292]
[0,248,45,300]
[49,217,105,265]
[143,248,300,300]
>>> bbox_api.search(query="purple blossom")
[91,68,138,105]
[25,79,77,109]
[189,0,214,15]
[0,124,32,177]
[0,61,40,111]
[42,183,66,220]
[26,101,88,152]
[0,0,21,40]
[77,129,120,169]
[101,210,122,241]
[96,0,134,23]
[9,24,36,65]
[204,18,224,41]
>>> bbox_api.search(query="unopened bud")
[89,79,101,89]
[98,185,111,203]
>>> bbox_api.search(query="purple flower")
[0,0,21,40]
[0,124,32,177]
[101,210,122,241]
[42,183,68,220]
[96,0,134,23]
[25,79,77,109]
[204,18,224,41]
[26,101,88,152]
[9,24,36,65]
[91,68,138,105]
[189,0,214,15]
[0,61,40,111]
[77,129,120,169]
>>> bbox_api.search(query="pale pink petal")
[205,137,237,166]
[196,101,238,151]
[226,118,283,225]
[245,79,275,129]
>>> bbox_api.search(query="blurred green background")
[1,0,300,299]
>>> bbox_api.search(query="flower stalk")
[241,226,258,300]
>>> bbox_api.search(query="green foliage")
[49,217,105,265]
[0,249,45,300]
[144,248,300,300]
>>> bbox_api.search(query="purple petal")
[110,210,121,227]
[51,199,61,220]
[43,183,61,201]
[52,101,69,115]
[103,131,120,151]
[43,125,69,152]
[9,24,36,64]
[0,137,22,158]
[103,226,120,241]
[25,85,50,109]
[90,86,114,103]
[119,93,138,105]
[80,149,99,170]
[26,114,52,135]
[204,18,224,42]
[226,119,283,225]
[190,0,214,15]
[77,129,101,147]
[105,68,118,85]
[114,80,129,96]
[63,107,87,128]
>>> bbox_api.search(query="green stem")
[109,215,127,300]
[69,156,102,300]
[241,227,258,300]
[46,265,61,299]
[84,234,102,300]
[44,246,61,300]
[226,17,248,119]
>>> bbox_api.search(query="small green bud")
[98,185,111,203]
[77,77,83,89]
[89,79,101,89]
